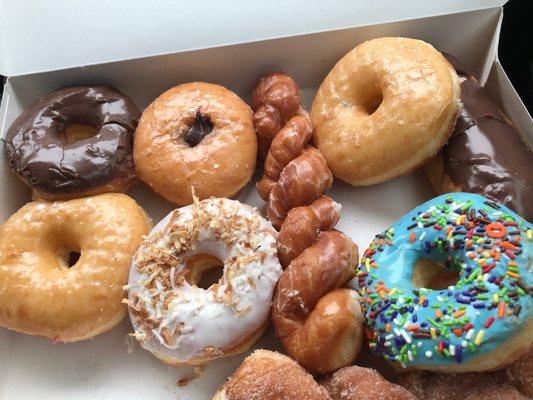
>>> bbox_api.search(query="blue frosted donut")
[354,193,532,372]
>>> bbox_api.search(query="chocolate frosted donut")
[4,86,141,200]
[425,55,533,221]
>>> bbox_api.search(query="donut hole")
[185,253,224,290]
[360,90,383,115]
[57,248,82,269]
[412,258,460,290]
[61,123,98,144]
[348,72,383,115]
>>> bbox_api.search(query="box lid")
[0,0,506,76]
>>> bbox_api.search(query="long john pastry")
[252,72,364,374]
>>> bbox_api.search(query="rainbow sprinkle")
[354,193,532,367]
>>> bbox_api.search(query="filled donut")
[400,369,529,400]
[213,349,418,400]
[424,54,533,221]
[213,350,331,400]
[311,37,461,186]
[321,365,417,400]
[126,198,282,365]
[4,86,140,200]
[355,193,532,372]
[134,82,257,206]
[0,194,151,341]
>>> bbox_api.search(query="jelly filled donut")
[4,86,140,201]
[126,198,282,365]
[134,83,257,206]
[311,37,461,186]
[355,193,532,372]
[0,194,151,341]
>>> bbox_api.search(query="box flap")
[0,0,506,76]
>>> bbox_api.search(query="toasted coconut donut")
[134,82,257,206]
[213,350,331,400]
[321,365,417,400]
[127,198,282,365]
[0,194,151,342]
[311,37,460,186]
[399,371,528,400]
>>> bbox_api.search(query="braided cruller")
[252,72,364,374]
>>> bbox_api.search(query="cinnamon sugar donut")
[127,198,282,365]
[213,350,331,400]
[321,365,417,400]
[0,194,150,341]
[399,371,528,400]
[311,37,461,186]
[134,83,257,206]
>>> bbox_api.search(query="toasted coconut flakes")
[176,366,204,387]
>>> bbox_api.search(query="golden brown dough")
[311,37,460,186]
[212,350,332,400]
[321,365,417,400]
[277,196,340,268]
[256,114,313,201]
[0,194,151,341]
[399,371,527,400]
[271,231,363,374]
[252,72,303,160]
[134,82,256,206]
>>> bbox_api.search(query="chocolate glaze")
[442,57,533,221]
[4,86,141,195]
[184,111,213,147]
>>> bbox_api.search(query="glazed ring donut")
[311,37,461,186]
[126,198,282,365]
[0,194,151,341]
[4,86,140,201]
[134,83,257,206]
[356,193,532,372]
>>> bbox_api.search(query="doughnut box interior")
[0,1,531,399]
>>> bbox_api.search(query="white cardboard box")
[0,1,532,399]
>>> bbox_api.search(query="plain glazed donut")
[4,86,140,201]
[212,350,331,400]
[355,193,532,372]
[134,82,257,206]
[127,198,282,365]
[0,194,151,341]
[321,365,417,400]
[311,37,461,186]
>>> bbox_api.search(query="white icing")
[127,198,282,363]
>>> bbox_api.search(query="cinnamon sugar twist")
[252,72,363,374]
